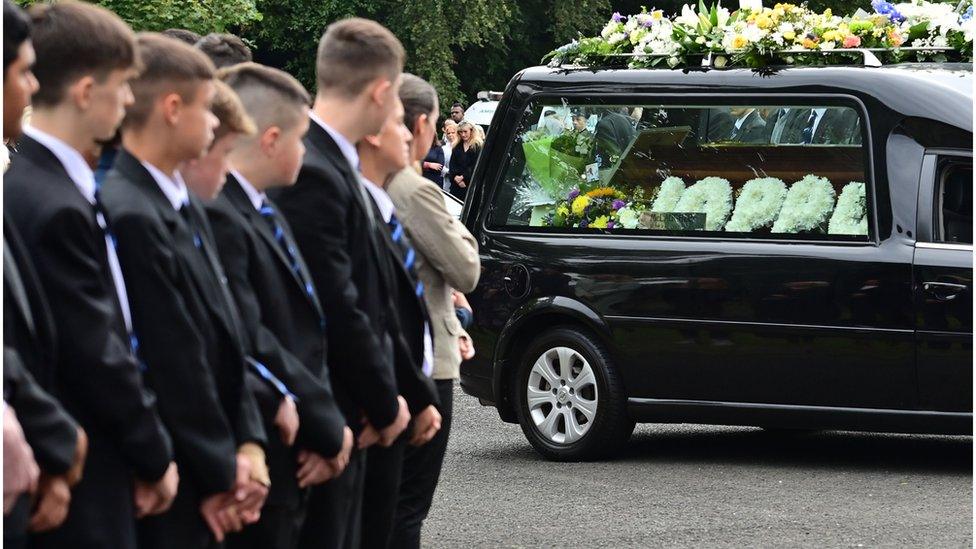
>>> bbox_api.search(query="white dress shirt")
[141,161,189,211]
[808,108,828,140]
[309,111,359,173]
[23,125,134,334]
[362,177,435,378]
[232,169,265,211]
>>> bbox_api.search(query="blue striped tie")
[388,214,424,299]
[93,184,142,367]
[259,200,318,305]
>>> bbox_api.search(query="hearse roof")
[514,63,973,133]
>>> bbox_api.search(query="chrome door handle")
[922,281,968,301]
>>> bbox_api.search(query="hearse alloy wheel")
[516,328,635,461]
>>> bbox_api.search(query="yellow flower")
[571,196,590,216]
[556,205,569,217]
[732,35,749,49]
[585,187,619,199]
[802,37,818,49]
[651,10,663,20]
[822,30,842,42]
[591,216,609,229]
[823,8,832,17]
[783,30,796,41]
[756,14,774,29]
[772,6,785,18]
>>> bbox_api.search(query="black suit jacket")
[4,136,172,547]
[730,110,767,144]
[206,174,347,506]
[272,121,406,430]
[366,189,439,415]
[100,150,266,504]
[3,220,78,475]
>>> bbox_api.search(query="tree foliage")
[15,0,262,35]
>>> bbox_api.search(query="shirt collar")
[360,176,394,223]
[231,169,265,211]
[140,160,189,210]
[308,111,359,173]
[23,125,96,204]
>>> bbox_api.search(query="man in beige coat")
[387,74,480,548]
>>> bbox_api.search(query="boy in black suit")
[3,3,177,548]
[204,62,354,549]
[356,93,443,549]
[99,33,268,548]
[2,4,89,543]
[273,18,437,549]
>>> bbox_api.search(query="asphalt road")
[421,386,973,548]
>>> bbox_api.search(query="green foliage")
[250,0,613,113]
[14,0,262,34]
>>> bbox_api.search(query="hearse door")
[913,153,973,413]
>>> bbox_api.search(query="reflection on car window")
[938,163,972,245]
[490,102,870,240]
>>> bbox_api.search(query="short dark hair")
[218,62,309,131]
[195,33,252,69]
[124,33,215,130]
[451,102,464,110]
[316,18,404,98]
[3,0,30,71]
[543,109,556,117]
[28,0,137,107]
[162,28,201,45]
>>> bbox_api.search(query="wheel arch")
[492,296,614,423]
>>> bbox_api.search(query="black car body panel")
[460,64,973,434]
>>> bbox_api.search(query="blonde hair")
[211,79,256,141]
[458,121,483,149]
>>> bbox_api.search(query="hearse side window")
[489,101,871,241]
[936,161,973,245]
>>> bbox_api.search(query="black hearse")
[458,62,973,461]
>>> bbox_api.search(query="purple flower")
[607,221,616,229]
[567,188,580,200]
[963,6,973,21]
[611,12,625,23]
[579,218,590,228]
[642,18,654,28]
[612,199,626,210]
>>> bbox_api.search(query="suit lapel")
[224,176,324,319]
[114,151,238,344]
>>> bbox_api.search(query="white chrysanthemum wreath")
[772,174,837,234]
[828,181,869,236]
[674,176,733,231]
[725,177,787,232]
[650,176,686,212]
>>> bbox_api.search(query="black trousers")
[227,501,306,549]
[391,380,454,549]
[5,494,29,549]
[298,448,365,549]
[360,435,407,549]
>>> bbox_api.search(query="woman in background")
[421,133,445,187]
[447,120,483,201]
[440,119,458,191]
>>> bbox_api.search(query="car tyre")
[515,327,634,461]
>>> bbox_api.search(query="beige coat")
[387,168,480,380]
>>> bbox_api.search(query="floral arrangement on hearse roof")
[545,0,974,69]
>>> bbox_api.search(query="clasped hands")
[357,395,441,450]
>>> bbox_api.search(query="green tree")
[15,0,262,35]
